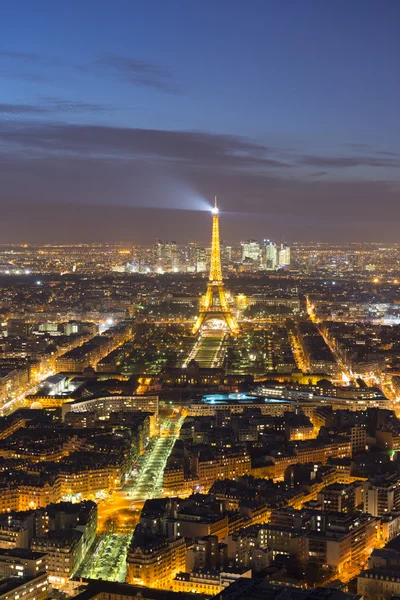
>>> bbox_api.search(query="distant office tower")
[131,245,143,265]
[307,254,318,272]
[152,240,178,271]
[220,243,232,263]
[264,240,278,270]
[153,239,164,264]
[196,247,207,273]
[165,241,178,271]
[278,243,291,267]
[186,244,197,270]
[241,239,261,264]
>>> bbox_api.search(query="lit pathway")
[77,414,184,582]
[191,333,225,368]
[77,533,131,582]
[129,415,184,502]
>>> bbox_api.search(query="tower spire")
[209,197,223,282]
[192,198,238,335]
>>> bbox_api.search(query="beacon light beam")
[126,190,210,212]
[79,174,212,213]
[121,178,211,212]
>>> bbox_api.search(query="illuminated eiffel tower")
[192,197,239,335]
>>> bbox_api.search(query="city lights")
[1,216,400,599]
[0,0,398,595]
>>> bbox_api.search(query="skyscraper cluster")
[242,239,291,270]
[120,239,291,274]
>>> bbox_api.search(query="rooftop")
[0,548,46,560]
[73,580,206,600]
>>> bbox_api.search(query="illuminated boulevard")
[129,413,185,503]
[78,411,184,582]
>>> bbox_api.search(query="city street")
[78,413,184,581]
[306,298,351,383]
[78,532,131,582]
[289,331,310,373]
[129,415,184,502]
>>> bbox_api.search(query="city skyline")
[1,1,400,243]
[1,4,400,599]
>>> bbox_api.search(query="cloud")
[0,100,113,117]
[298,154,400,168]
[0,49,52,82]
[0,49,181,94]
[97,55,180,94]
[378,151,399,157]
[41,98,113,113]
[0,98,115,116]
[0,118,399,243]
[0,104,49,115]
[2,118,399,178]
[1,119,399,177]
[0,120,288,170]
[0,49,42,62]
[340,142,370,149]
[0,67,50,83]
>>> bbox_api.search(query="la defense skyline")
[114,199,292,276]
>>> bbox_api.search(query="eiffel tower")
[192,197,239,335]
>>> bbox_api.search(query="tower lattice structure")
[192,198,239,335]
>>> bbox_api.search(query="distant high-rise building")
[196,247,207,273]
[164,241,178,271]
[221,243,232,264]
[152,239,179,271]
[153,239,164,264]
[278,243,291,267]
[264,240,278,270]
[241,239,260,264]
[185,244,197,271]
[307,254,318,272]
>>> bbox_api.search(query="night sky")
[1,0,400,244]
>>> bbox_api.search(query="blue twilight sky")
[1,0,400,243]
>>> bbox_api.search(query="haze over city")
[1,0,400,243]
